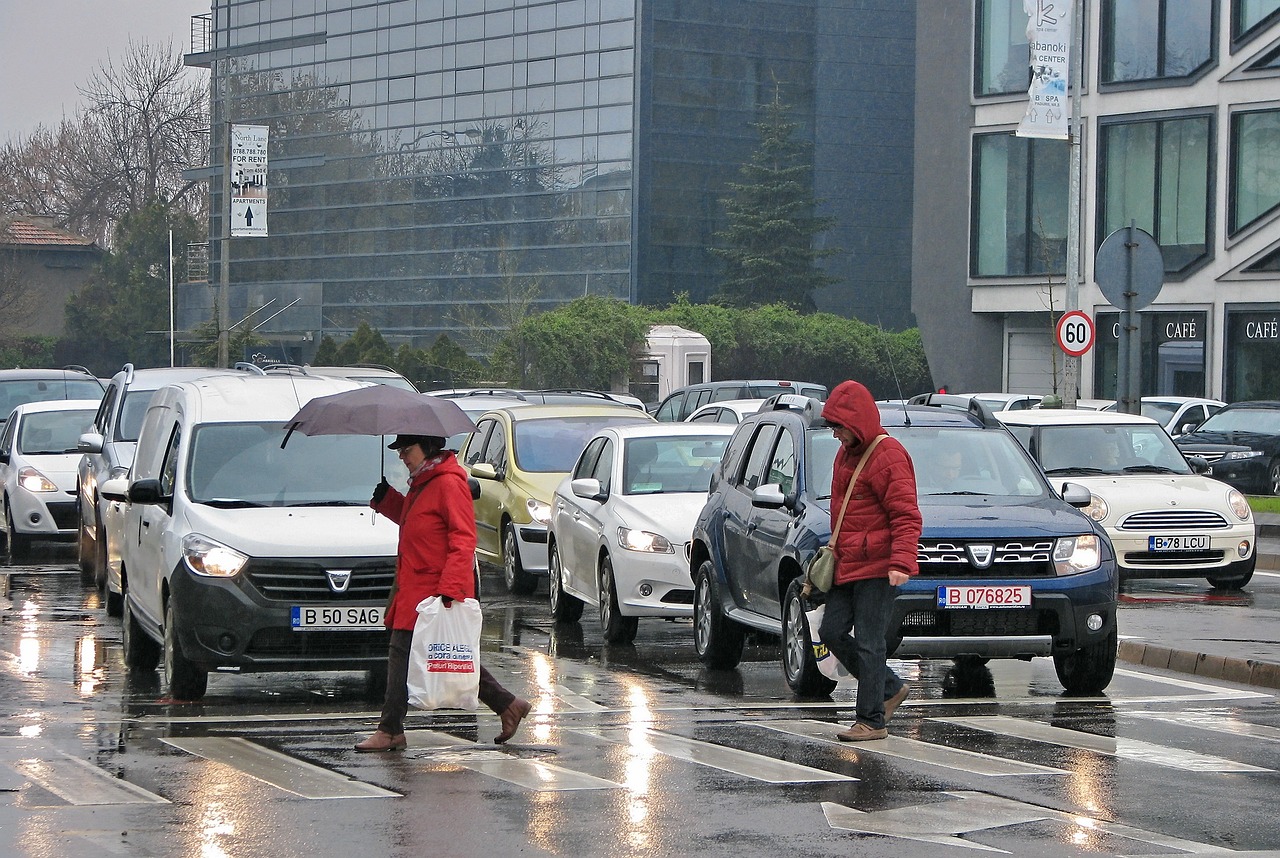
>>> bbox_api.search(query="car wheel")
[1269,459,1280,496]
[781,577,838,697]
[599,554,638,645]
[1053,627,1117,694]
[122,592,161,672]
[1208,554,1255,590]
[693,560,744,669]
[548,541,584,622]
[5,501,31,562]
[164,599,208,701]
[503,522,538,595]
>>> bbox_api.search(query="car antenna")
[878,320,911,427]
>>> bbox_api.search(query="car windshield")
[894,427,1050,496]
[1140,401,1178,424]
[622,434,729,494]
[17,409,97,454]
[513,415,648,473]
[0,379,102,421]
[1194,407,1280,435]
[187,422,407,507]
[349,375,417,391]
[1035,423,1191,475]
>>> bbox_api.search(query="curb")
[1118,640,1280,690]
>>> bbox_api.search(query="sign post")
[1095,223,1163,414]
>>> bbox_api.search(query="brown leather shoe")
[354,730,406,752]
[883,682,912,723]
[495,698,531,744]
[837,722,888,742]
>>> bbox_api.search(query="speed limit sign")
[1055,310,1095,357]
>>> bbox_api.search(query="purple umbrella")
[281,384,476,447]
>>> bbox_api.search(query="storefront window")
[1094,311,1208,398]
[1226,309,1280,401]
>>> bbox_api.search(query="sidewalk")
[1116,512,1280,690]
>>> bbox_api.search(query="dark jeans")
[818,577,905,729]
[377,628,516,736]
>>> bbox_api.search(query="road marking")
[756,719,1068,776]
[162,737,399,799]
[403,729,622,791]
[1128,710,1280,743]
[934,715,1272,772]
[9,753,169,806]
[574,726,856,783]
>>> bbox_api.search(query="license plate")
[937,585,1031,609]
[1149,534,1209,551]
[290,605,384,630]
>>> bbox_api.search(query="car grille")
[898,607,1057,638]
[245,627,389,659]
[46,501,78,530]
[244,557,396,602]
[916,540,1056,578]
[1118,510,1229,530]
[661,589,694,605]
[1192,451,1226,464]
[1124,549,1225,566]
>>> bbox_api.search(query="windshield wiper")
[926,490,985,496]
[1122,465,1181,474]
[1043,467,1110,475]
[198,498,269,508]
[285,500,364,507]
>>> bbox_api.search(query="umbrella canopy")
[281,384,476,447]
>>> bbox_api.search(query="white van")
[102,374,406,700]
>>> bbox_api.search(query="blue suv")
[688,395,1119,696]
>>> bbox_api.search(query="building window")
[1230,108,1280,235]
[1225,308,1280,400]
[975,0,1029,96]
[1233,0,1280,41]
[1098,115,1211,275]
[1094,311,1208,398]
[971,133,1068,277]
[1101,0,1214,84]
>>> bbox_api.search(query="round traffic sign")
[1056,310,1095,357]
[1095,225,1163,310]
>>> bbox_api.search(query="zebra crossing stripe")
[403,729,623,791]
[9,753,169,806]
[162,737,399,799]
[934,715,1272,773]
[1128,711,1280,743]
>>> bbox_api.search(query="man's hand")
[439,595,456,608]
[888,569,909,586]
[371,478,391,504]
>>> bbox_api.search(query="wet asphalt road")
[2,545,1280,858]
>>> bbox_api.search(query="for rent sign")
[1016,0,1072,140]
[230,124,269,237]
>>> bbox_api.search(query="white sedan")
[548,423,734,643]
[685,398,767,424]
[997,409,1256,589]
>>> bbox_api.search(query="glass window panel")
[558,53,586,81]
[1103,123,1158,235]
[487,37,514,63]
[1231,109,1280,233]
[599,20,633,49]
[599,76,632,104]
[389,75,414,101]
[457,67,484,93]
[976,0,1028,96]
[529,58,555,84]
[1164,0,1213,76]
[457,14,484,41]
[599,47,633,76]
[529,4,557,31]
[557,27,587,54]
[1235,0,1280,37]
[556,81,585,108]
[971,133,1068,276]
[485,10,514,36]
[1104,0,1159,81]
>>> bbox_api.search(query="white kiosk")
[631,325,711,405]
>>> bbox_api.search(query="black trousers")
[377,628,516,735]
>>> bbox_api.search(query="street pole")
[169,229,175,367]
[1062,0,1085,408]
[218,116,231,368]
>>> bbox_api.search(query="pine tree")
[712,86,838,313]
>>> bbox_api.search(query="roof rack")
[758,393,825,425]
[906,393,1000,428]
[62,364,96,378]
[232,362,266,375]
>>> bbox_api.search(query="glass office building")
[184,0,916,357]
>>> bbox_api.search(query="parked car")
[0,367,104,430]
[76,364,227,604]
[100,374,407,700]
[1054,396,1225,436]
[262,363,418,391]
[460,404,655,594]
[652,380,828,422]
[0,400,101,560]
[685,399,768,424]
[998,409,1256,589]
[946,392,1043,412]
[548,423,734,642]
[1174,401,1280,495]
[431,387,644,409]
[689,394,1118,697]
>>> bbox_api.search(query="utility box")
[631,325,711,405]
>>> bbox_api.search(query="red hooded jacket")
[820,381,922,585]
[371,452,477,630]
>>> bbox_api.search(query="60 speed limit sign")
[1055,310,1095,357]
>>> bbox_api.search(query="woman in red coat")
[356,434,531,752]
[819,381,922,741]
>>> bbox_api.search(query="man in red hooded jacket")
[819,381,922,741]
[355,434,531,751]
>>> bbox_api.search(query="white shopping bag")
[406,596,481,710]
[804,604,854,681]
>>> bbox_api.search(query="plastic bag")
[804,603,853,681]
[406,596,481,710]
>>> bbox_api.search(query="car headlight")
[618,527,673,553]
[526,498,552,524]
[1221,450,1264,461]
[17,466,57,493]
[1053,534,1101,576]
[1227,489,1252,521]
[182,533,248,578]
[1081,493,1108,522]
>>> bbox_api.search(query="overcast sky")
[0,0,197,141]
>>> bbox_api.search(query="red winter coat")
[371,452,477,631]
[820,381,922,585]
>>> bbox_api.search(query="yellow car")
[460,403,654,593]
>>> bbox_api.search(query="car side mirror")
[471,462,499,481]
[570,477,606,501]
[1185,455,1210,475]
[100,477,129,502]
[77,432,104,454]
[1060,481,1092,507]
[128,478,169,505]
[751,483,787,509]
[468,476,481,500]
[1173,421,1198,437]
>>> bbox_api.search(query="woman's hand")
[371,478,391,504]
